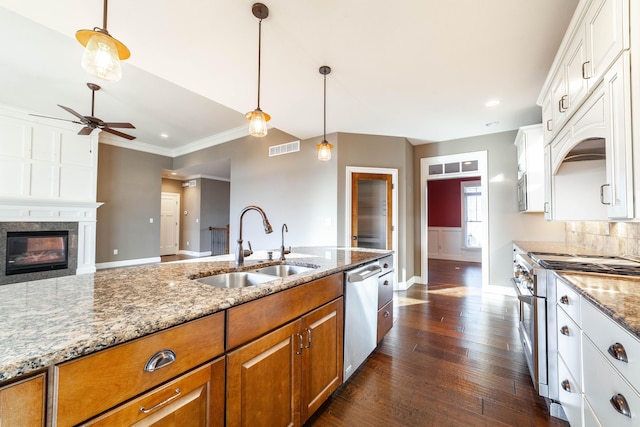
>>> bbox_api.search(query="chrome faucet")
[235,205,273,265]
[280,223,291,261]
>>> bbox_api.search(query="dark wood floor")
[305,259,569,427]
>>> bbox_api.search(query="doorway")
[420,152,489,290]
[345,166,399,288]
[160,192,180,256]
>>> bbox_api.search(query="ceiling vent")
[269,140,300,157]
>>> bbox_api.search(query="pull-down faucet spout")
[280,223,290,261]
[235,205,273,265]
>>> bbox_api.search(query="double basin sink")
[195,263,318,289]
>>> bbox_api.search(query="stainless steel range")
[512,248,640,419]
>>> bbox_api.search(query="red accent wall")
[428,178,479,227]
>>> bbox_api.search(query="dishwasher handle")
[348,265,382,282]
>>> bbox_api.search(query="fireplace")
[0,222,78,285]
[6,231,69,275]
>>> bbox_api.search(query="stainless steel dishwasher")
[343,261,382,381]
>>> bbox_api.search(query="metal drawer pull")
[608,343,629,363]
[305,328,312,349]
[144,349,176,372]
[559,295,569,305]
[296,333,304,355]
[383,280,390,286]
[610,393,632,418]
[384,310,390,318]
[561,379,571,393]
[560,326,570,336]
[383,263,389,269]
[582,61,591,79]
[140,388,181,414]
[600,184,611,205]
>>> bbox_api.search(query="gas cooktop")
[528,252,640,276]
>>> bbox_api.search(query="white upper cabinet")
[514,124,544,213]
[540,0,629,144]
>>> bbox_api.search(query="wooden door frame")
[350,172,393,250]
[420,152,489,290]
[160,192,180,256]
[345,166,398,289]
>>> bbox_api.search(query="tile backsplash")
[565,222,639,257]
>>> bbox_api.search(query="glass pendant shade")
[80,32,122,82]
[316,141,333,161]
[246,109,270,137]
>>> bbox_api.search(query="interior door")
[350,173,392,249]
[160,193,179,256]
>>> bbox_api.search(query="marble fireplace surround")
[0,221,78,285]
[0,199,101,285]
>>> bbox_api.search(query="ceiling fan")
[31,82,136,140]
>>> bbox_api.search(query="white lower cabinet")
[583,336,639,425]
[584,397,603,427]
[558,354,584,427]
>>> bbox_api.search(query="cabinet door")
[565,25,590,113]
[543,143,553,220]
[602,51,633,219]
[227,320,302,427]
[550,69,568,135]
[300,298,344,423]
[541,91,554,143]
[585,0,629,86]
[84,358,225,427]
[0,373,45,427]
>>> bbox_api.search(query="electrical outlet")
[113,249,118,255]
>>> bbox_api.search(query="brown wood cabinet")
[83,357,224,427]
[0,373,45,427]
[377,256,394,343]
[53,312,225,426]
[227,297,344,427]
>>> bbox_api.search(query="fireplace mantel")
[0,198,103,221]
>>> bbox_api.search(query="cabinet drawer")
[557,306,582,389]
[84,357,225,427]
[227,273,343,350]
[584,336,640,426]
[0,373,46,427]
[582,298,640,388]
[557,277,581,326]
[377,255,393,276]
[54,312,225,427]
[377,271,393,309]
[377,300,393,343]
[584,397,603,427]
[558,355,583,427]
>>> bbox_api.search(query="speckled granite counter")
[0,246,390,382]
[514,241,640,342]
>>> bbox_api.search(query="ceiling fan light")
[80,32,122,82]
[246,109,270,137]
[316,141,333,161]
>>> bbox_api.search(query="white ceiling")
[0,0,578,175]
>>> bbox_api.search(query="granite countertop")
[514,240,640,341]
[0,246,391,382]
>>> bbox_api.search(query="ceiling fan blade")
[29,113,82,125]
[78,127,94,136]
[103,122,136,129]
[58,104,85,120]
[102,127,136,140]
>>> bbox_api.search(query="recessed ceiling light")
[485,99,500,107]
[485,121,500,127]
[160,133,169,138]
[170,172,177,176]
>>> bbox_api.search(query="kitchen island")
[0,246,390,382]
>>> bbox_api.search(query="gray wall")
[413,130,565,288]
[336,132,414,283]
[174,129,338,254]
[96,143,172,263]
[200,179,230,252]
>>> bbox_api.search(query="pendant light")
[317,66,333,161]
[246,3,271,137]
[76,0,130,82]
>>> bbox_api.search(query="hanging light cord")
[256,17,263,110]
[323,72,327,141]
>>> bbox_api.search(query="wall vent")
[269,140,300,157]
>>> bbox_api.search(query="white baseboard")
[395,275,418,291]
[95,257,161,270]
[178,250,212,257]
[76,266,96,275]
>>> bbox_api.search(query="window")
[462,181,482,248]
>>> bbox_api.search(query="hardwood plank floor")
[305,259,569,427]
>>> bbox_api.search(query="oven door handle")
[510,278,534,305]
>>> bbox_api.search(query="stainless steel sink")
[195,272,274,288]
[251,264,316,277]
